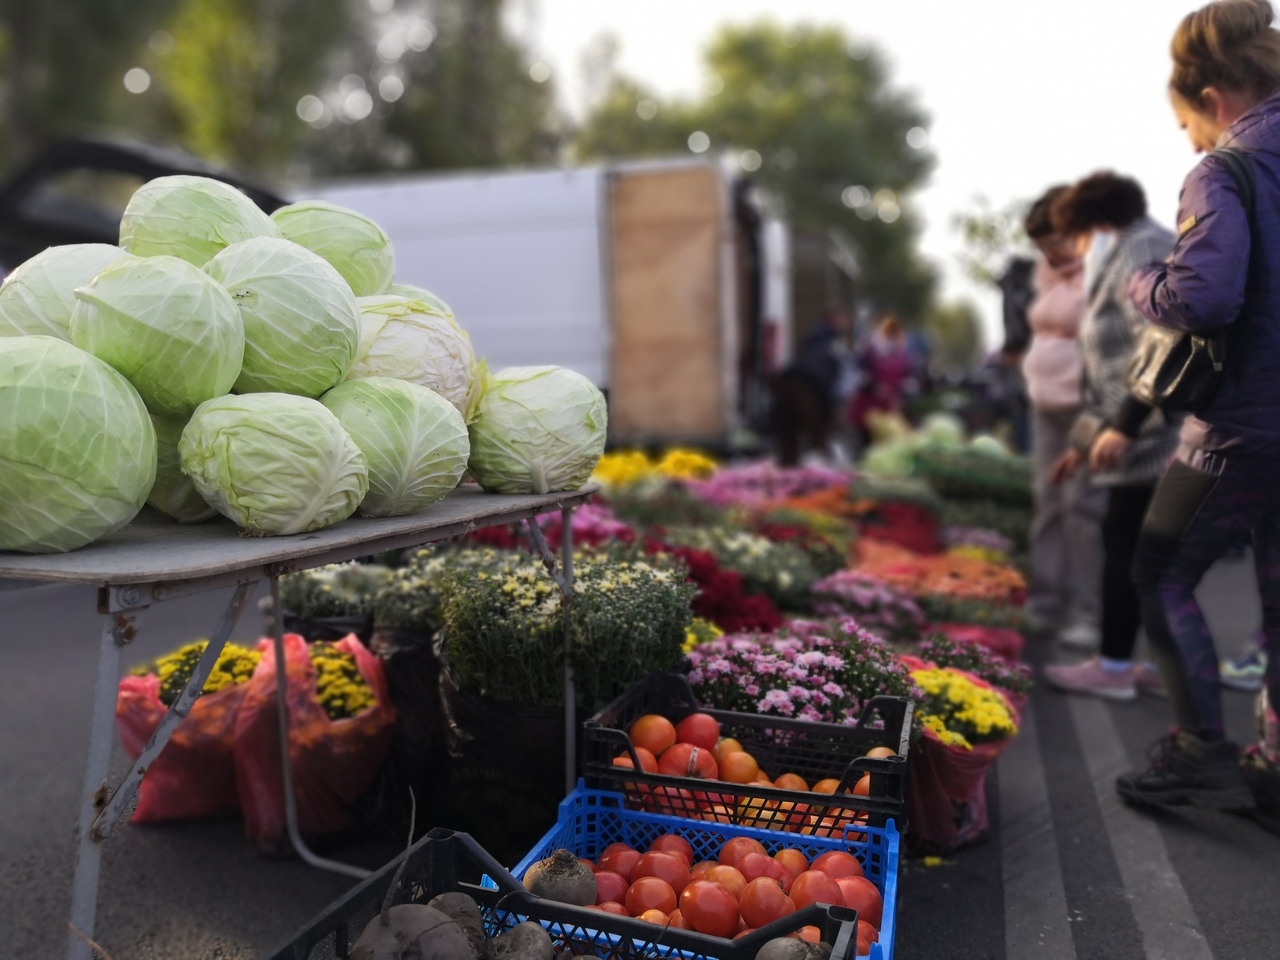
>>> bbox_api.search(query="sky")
[510,0,1208,347]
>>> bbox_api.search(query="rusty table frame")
[0,485,592,960]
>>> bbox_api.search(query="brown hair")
[1050,172,1147,234]
[1171,0,1280,106]
[1024,185,1070,239]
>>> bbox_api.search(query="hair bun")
[1171,1,1280,101]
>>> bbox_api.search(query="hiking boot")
[1241,746,1280,835]
[1116,730,1255,810]
[1134,661,1168,699]
[1221,639,1267,692]
[1044,657,1136,701]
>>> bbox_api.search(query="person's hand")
[1052,449,1081,485]
[1089,428,1131,472]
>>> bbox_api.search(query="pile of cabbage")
[0,176,606,553]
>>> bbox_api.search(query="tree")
[0,0,182,169]
[574,21,938,318]
[952,194,1033,287]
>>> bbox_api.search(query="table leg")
[66,617,127,960]
[268,577,371,880]
[561,505,576,797]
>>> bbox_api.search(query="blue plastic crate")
[513,784,901,960]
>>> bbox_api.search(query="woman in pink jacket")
[1022,187,1106,648]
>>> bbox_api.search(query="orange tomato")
[700,804,736,824]
[713,737,744,764]
[790,871,843,912]
[629,714,677,757]
[811,850,864,880]
[853,774,871,796]
[718,836,767,870]
[690,860,718,879]
[704,864,747,900]
[626,877,678,917]
[773,772,810,792]
[773,848,810,883]
[793,925,822,943]
[838,876,884,928]
[718,751,760,784]
[865,746,897,759]
[812,778,842,795]
[667,908,694,930]
[633,851,691,895]
[637,908,670,925]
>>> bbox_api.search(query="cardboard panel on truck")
[608,165,730,443]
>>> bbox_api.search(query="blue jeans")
[1132,447,1280,736]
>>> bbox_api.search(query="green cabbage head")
[320,377,469,517]
[271,200,394,296]
[0,244,134,340]
[467,365,607,494]
[149,413,216,524]
[0,336,156,552]
[386,282,454,318]
[204,237,360,397]
[70,255,244,415]
[347,294,479,420]
[119,175,279,266]
[179,393,369,535]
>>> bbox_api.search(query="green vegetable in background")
[271,200,395,296]
[119,175,279,266]
[0,244,134,340]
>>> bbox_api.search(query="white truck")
[305,158,792,450]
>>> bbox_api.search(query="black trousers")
[1099,483,1156,661]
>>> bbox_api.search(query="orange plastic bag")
[233,633,396,844]
[115,673,246,823]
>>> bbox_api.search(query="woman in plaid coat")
[1043,173,1178,700]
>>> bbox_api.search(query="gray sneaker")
[1044,657,1137,701]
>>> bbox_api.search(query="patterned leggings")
[1131,448,1280,737]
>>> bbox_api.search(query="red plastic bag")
[115,673,247,823]
[234,633,396,844]
[900,658,1020,855]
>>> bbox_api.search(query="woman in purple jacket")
[1118,0,1280,821]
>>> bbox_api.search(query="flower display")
[534,502,635,551]
[649,542,784,634]
[653,447,718,481]
[310,641,378,719]
[687,618,921,726]
[683,617,724,654]
[131,640,262,706]
[942,526,1015,557]
[685,462,848,509]
[591,447,718,488]
[909,666,1018,750]
[591,450,655,488]
[661,525,820,610]
[810,570,927,644]
[278,562,394,619]
[859,548,1026,607]
[916,632,1033,698]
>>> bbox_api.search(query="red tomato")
[679,879,740,937]
[675,713,721,751]
[633,851,690,895]
[668,908,693,930]
[598,901,628,916]
[810,850,864,880]
[598,847,642,883]
[790,871,843,912]
[594,870,629,906]
[602,841,635,858]
[774,849,810,883]
[718,836,767,870]
[737,852,793,892]
[739,877,796,928]
[857,918,879,943]
[578,858,596,873]
[658,743,719,781]
[734,929,756,941]
[700,804,736,823]
[650,833,695,866]
[637,908,670,925]
[689,860,717,879]
[649,785,698,818]
[839,876,883,929]
[625,877,678,917]
[629,715,677,757]
[793,925,821,943]
[704,864,747,900]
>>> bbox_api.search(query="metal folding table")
[0,485,593,960]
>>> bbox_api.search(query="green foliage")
[278,562,393,620]
[661,525,820,611]
[952,194,1033,287]
[574,21,937,316]
[923,300,983,376]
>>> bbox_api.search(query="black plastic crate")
[267,827,860,960]
[584,672,912,833]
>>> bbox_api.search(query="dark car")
[0,136,289,274]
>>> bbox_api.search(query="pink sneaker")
[1044,658,1137,701]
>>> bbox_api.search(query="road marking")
[1000,700,1078,959]
[1067,697,1215,960]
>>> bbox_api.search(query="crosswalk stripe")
[1000,700,1078,960]
[1067,697,1216,960]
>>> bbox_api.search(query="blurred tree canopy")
[923,299,982,376]
[575,22,938,319]
[952,194,1033,287]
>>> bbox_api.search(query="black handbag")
[1126,147,1256,413]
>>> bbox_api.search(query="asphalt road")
[2,555,1277,959]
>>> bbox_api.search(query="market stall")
[0,486,593,960]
